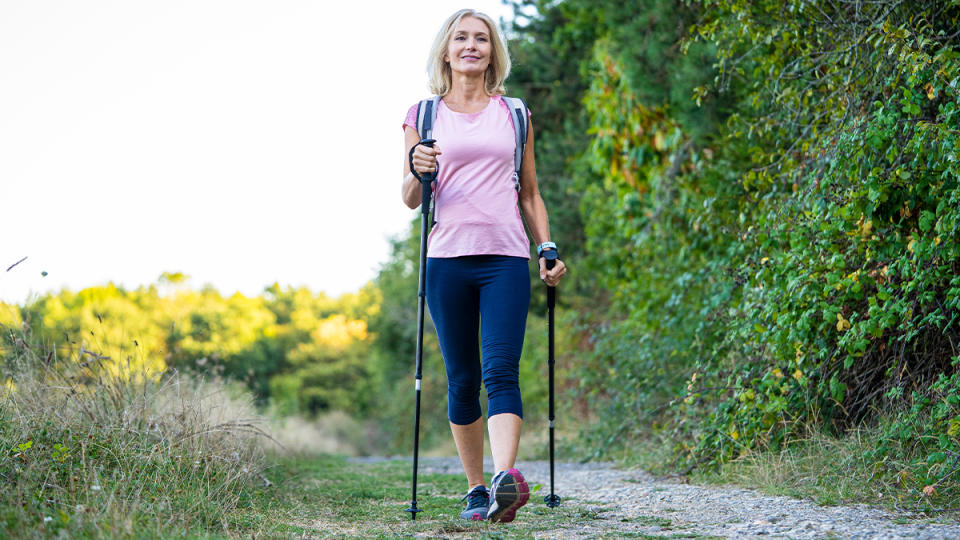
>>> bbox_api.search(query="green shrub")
[508,0,960,490]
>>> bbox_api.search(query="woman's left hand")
[538,256,567,287]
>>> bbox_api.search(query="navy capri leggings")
[426,255,530,425]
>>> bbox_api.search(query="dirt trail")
[397,456,960,539]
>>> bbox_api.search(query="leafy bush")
[681,0,960,472]
[508,0,960,500]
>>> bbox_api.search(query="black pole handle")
[543,250,558,308]
[543,249,558,270]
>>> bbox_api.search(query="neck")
[446,72,489,104]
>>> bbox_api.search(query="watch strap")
[537,241,558,258]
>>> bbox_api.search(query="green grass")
[604,413,960,523]
[682,428,960,525]
[687,431,895,507]
[228,453,598,538]
[629,515,673,528]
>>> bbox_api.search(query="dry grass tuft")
[0,322,273,536]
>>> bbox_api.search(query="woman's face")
[444,16,493,78]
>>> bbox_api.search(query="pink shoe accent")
[497,468,530,523]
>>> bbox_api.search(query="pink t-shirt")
[403,95,530,259]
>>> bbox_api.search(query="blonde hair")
[427,9,511,96]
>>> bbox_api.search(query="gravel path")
[356,456,960,539]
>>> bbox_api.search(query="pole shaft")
[409,386,422,519]
[548,290,555,499]
[544,252,559,507]
[408,170,434,520]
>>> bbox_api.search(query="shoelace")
[460,487,489,507]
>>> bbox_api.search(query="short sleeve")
[402,103,418,132]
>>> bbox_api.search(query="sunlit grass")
[0,322,272,537]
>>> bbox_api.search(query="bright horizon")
[0,1,521,303]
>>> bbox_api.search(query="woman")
[401,9,567,523]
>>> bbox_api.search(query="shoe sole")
[488,468,529,523]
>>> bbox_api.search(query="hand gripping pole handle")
[409,139,437,183]
[543,250,558,309]
[408,139,437,218]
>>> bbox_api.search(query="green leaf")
[829,377,846,403]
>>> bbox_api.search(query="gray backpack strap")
[415,96,441,227]
[503,96,529,191]
[416,95,442,140]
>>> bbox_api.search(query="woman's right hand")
[402,127,443,209]
[410,141,442,176]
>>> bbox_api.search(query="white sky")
[0,0,520,304]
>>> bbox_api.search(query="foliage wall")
[502,0,960,493]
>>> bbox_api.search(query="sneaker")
[486,468,529,523]
[459,485,490,521]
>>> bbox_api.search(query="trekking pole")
[406,138,436,521]
[542,249,561,508]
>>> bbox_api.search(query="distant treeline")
[0,268,555,453]
[1,275,378,418]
